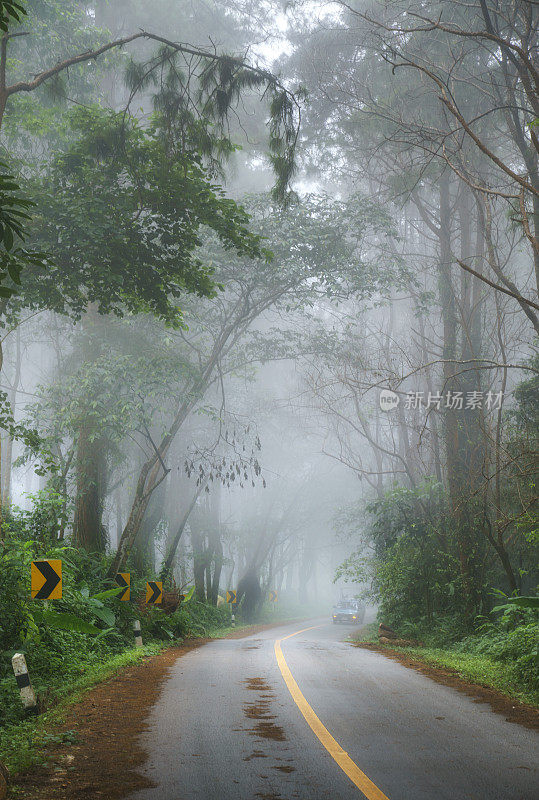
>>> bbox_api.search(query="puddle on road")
[242,676,288,743]
[252,720,287,741]
[244,677,273,691]
[242,639,263,650]
[245,700,276,720]
[244,749,268,761]
[255,793,286,799]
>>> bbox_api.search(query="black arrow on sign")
[147,582,161,604]
[115,573,129,600]
[34,561,61,599]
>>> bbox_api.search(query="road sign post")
[146,581,163,605]
[115,573,130,601]
[269,590,277,604]
[226,590,237,626]
[31,560,62,600]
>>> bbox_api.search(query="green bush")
[455,623,539,694]
[0,492,235,730]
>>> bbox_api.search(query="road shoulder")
[355,643,539,732]
[5,621,305,800]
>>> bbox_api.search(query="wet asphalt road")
[128,619,538,800]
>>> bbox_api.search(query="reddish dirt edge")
[9,621,299,800]
[356,643,539,732]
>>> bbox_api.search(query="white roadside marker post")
[12,653,37,714]
[231,612,236,628]
[133,619,143,648]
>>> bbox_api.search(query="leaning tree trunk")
[132,488,163,573]
[161,481,206,581]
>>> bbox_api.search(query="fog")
[1,0,537,624]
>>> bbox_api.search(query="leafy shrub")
[0,486,240,734]
[455,623,539,693]
[0,491,236,730]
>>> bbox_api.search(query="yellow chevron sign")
[115,573,130,601]
[269,590,277,602]
[146,581,163,604]
[226,590,237,604]
[31,560,62,600]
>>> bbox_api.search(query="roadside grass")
[395,646,539,708]
[0,643,166,775]
[349,622,378,643]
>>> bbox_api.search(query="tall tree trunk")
[417,309,443,483]
[438,172,475,613]
[190,513,207,602]
[532,193,539,296]
[73,309,108,552]
[73,424,107,551]
[208,484,222,605]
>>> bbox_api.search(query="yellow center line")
[274,625,390,800]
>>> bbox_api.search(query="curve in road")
[275,625,389,800]
[128,619,538,800]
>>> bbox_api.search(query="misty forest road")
[128,620,538,800]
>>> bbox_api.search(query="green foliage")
[0,389,57,475]
[337,473,537,703]
[503,357,538,550]
[15,106,263,325]
[25,322,192,464]
[1,497,130,725]
[500,596,539,610]
[0,488,235,732]
[4,489,68,545]
[336,481,470,630]
[144,599,230,640]
[31,608,101,635]
[0,164,33,252]
[0,0,26,31]
[405,603,539,702]
[459,624,539,690]
[0,162,47,301]
[338,467,538,629]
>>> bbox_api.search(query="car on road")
[332,600,361,624]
